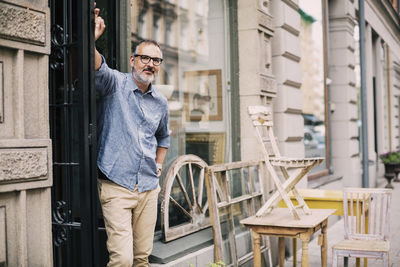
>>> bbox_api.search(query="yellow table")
[241,208,336,267]
[278,189,345,214]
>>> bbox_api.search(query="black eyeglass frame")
[134,54,164,66]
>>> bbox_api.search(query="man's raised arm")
[94,6,105,70]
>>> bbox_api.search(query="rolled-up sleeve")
[155,110,170,148]
[95,55,118,97]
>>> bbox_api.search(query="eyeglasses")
[134,54,163,66]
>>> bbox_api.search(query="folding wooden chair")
[332,188,392,267]
[248,105,324,220]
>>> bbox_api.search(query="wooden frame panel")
[185,132,225,165]
[184,69,223,122]
[205,160,272,266]
[161,155,210,242]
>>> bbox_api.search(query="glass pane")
[168,166,192,227]
[299,0,327,173]
[121,0,230,233]
[219,207,233,266]
[229,169,243,198]
[214,172,226,203]
[242,168,251,195]
[129,0,229,167]
[249,165,261,193]
[232,202,253,259]
[190,164,208,209]
[253,196,263,211]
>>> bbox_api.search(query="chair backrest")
[248,106,280,160]
[343,188,392,241]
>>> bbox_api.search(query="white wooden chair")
[248,105,324,220]
[332,188,392,267]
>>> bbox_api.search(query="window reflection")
[129,0,229,230]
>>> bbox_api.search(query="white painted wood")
[331,188,392,266]
[160,155,210,242]
[248,105,324,219]
[206,160,273,267]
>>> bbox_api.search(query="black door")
[49,0,107,266]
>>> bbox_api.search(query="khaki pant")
[98,179,160,267]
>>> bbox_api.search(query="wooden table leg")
[299,233,310,267]
[320,222,328,267]
[293,238,297,267]
[365,212,369,267]
[252,231,261,267]
[279,237,285,267]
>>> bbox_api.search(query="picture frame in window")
[184,69,223,122]
[185,132,225,165]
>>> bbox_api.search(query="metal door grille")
[49,0,100,266]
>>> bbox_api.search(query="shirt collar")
[130,74,154,97]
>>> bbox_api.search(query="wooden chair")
[248,105,324,220]
[332,188,392,267]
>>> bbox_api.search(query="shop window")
[299,0,329,177]
[129,0,231,233]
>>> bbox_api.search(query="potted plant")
[379,151,400,188]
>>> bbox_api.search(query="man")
[94,7,170,267]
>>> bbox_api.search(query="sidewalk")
[285,177,400,267]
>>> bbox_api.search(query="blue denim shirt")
[95,56,170,192]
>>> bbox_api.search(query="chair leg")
[331,249,338,267]
[383,252,389,267]
[292,238,297,267]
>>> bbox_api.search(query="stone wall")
[238,0,276,193]
[0,0,52,266]
[328,0,362,187]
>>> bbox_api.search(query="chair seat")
[332,239,390,253]
[270,157,324,167]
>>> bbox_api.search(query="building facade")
[0,0,399,266]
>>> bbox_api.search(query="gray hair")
[133,39,162,56]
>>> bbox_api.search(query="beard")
[132,66,156,84]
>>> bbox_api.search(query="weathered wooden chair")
[248,105,324,220]
[332,188,392,267]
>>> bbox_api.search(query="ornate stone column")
[270,0,304,161]
[0,1,52,266]
[328,0,362,186]
[238,0,276,161]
